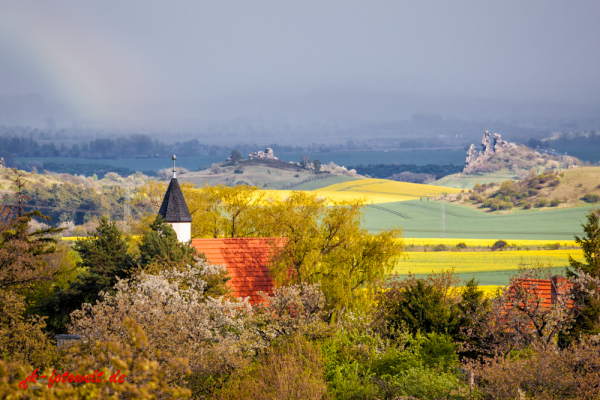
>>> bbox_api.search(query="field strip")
[265,179,463,204]
[403,238,579,247]
[394,250,584,275]
[261,189,417,204]
[478,285,504,297]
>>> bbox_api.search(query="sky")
[1,1,599,128]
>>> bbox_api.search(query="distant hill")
[457,167,600,212]
[435,135,582,189]
[176,158,360,189]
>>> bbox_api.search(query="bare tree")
[463,269,577,358]
[300,154,311,169]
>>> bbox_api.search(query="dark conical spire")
[158,156,192,222]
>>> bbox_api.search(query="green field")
[363,200,591,240]
[434,171,519,189]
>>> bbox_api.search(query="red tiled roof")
[509,276,574,310]
[191,237,286,304]
[513,279,553,308]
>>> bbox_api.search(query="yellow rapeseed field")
[266,179,462,204]
[394,249,585,275]
[404,238,579,248]
[478,285,503,297]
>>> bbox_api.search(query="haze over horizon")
[1,1,599,133]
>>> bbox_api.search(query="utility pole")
[440,194,446,238]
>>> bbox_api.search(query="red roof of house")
[191,237,286,304]
[509,276,574,310]
[512,278,554,308]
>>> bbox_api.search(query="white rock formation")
[463,131,517,172]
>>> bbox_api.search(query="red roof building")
[508,275,574,309]
[191,238,286,304]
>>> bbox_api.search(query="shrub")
[0,318,192,399]
[433,244,447,252]
[104,172,121,181]
[536,198,547,207]
[215,335,327,400]
[374,271,461,337]
[583,193,600,203]
[470,194,483,203]
[210,163,222,174]
[456,242,467,250]
[321,329,463,400]
[470,339,600,400]
[234,168,243,174]
[548,178,560,187]
[523,202,532,209]
[68,262,254,397]
[491,240,508,251]
[550,199,561,207]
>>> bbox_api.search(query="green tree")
[455,277,490,359]
[266,191,404,317]
[138,215,199,268]
[565,209,600,341]
[38,217,134,333]
[1,169,62,294]
[568,209,600,277]
[374,270,460,338]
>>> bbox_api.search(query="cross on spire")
[172,155,177,178]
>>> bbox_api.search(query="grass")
[363,199,593,239]
[434,171,518,189]
[394,249,584,286]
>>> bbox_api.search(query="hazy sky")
[1,1,599,125]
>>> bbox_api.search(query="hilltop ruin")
[463,131,517,173]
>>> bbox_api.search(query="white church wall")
[170,222,191,243]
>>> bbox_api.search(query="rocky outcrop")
[248,148,278,160]
[463,131,517,173]
[464,144,479,170]
[0,158,4,169]
[481,131,493,156]
[493,133,516,153]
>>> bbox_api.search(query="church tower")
[158,155,192,242]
